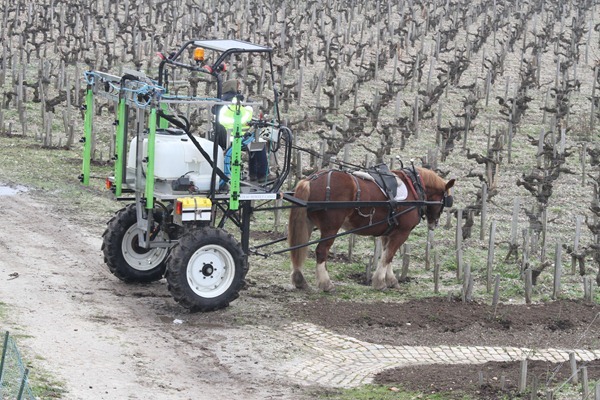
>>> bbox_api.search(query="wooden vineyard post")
[492,275,500,308]
[347,233,355,259]
[400,244,410,281]
[584,276,593,302]
[581,366,589,399]
[581,143,587,187]
[456,209,463,280]
[506,198,520,263]
[413,96,419,138]
[572,216,581,274]
[521,228,530,274]
[295,150,302,182]
[531,375,539,400]
[480,183,488,241]
[434,253,440,294]
[318,141,326,169]
[486,221,496,293]
[552,243,562,300]
[519,359,527,393]
[569,352,578,385]
[425,230,434,271]
[445,209,452,229]
[524,268,532,304]
[462,263,473,302]
[436,103,442,145]
[591,66,598,131]
[541,206,548,262]
[343,145,356,258]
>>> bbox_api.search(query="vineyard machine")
[81,39,294,311]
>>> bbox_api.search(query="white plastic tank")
[126,130,224,191]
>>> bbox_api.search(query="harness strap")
[309,170,362,203]
[325,170,334,201]
[349,173,361,202]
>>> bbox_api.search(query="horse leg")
[372,231,410,290]
[290,217,314,290]
[314,235,336,292]
[371,236,392,290]
[288,181,314,290]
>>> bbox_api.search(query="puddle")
[0,184,28,196]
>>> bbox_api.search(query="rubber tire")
[166,227,247,312]
[101,204,170,283]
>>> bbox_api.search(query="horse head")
[420,169,455,230]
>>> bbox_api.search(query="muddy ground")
[1,188,599,400]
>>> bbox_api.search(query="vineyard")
[1,0,600,285]
[2,0,600,398]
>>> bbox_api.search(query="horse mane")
[417,167,447,192]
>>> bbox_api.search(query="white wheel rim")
[122,225,169,271]
[186,244,235,298]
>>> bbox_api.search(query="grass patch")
[29,369,67,399]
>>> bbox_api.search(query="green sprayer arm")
[145,108,157,209]
[81,87,93,186]
[229,104,243,211]
[114,97,127,196]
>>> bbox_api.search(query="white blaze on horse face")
[426,205,441,230]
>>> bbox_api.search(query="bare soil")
[290,297,600,398]
[1,188,599,400]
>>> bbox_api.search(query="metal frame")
[81,39,291,260]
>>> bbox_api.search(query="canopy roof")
[193,39,272,53]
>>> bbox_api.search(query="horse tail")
[288,179,312,269]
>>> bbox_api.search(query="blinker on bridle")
[444,194,453,208]
[437,193,453,216]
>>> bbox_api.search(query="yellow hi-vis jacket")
[218,98,253,130]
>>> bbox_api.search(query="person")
[216,79,269,183]
[213,79,240,150]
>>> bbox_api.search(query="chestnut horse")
[288,167,455,292]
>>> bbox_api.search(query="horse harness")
[307,167,427,234]
[308,169,362,202]
[397,167,427,219]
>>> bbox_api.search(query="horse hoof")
[292,271,309,290]
[320,282,336,292]
[294,282,310,290]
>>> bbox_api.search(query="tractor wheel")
[101,203,171,283]
[166,227,247,312]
